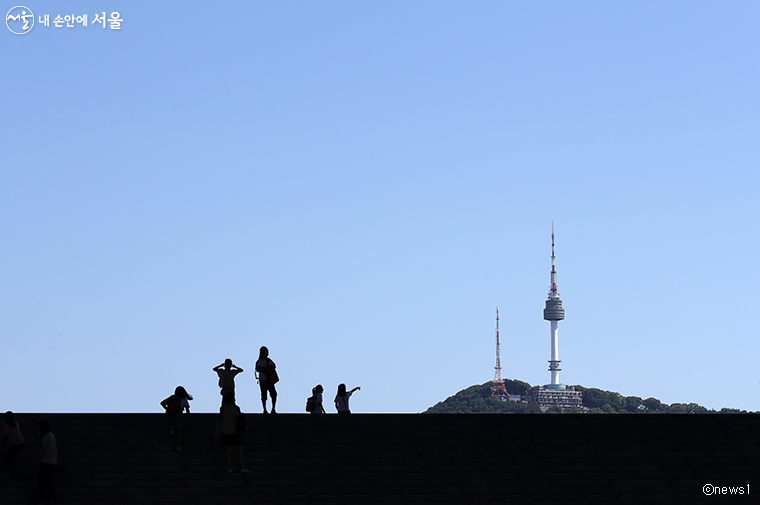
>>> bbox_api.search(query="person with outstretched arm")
[334,384,360,414]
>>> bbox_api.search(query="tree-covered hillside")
[423,381,754,413]
[425,380,539,414]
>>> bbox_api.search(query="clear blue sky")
[3,1,759,414]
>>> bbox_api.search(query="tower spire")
[549,222,559,299]
[491,306,508,398]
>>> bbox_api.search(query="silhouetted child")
[2,411,24,478]
[219,393,251,473]
[37,419,57,505]
[255,347,278,414]
[335,384,361,414]
[213,359,244,405]
[161,386,192,452]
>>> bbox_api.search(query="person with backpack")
[2,411,24,478]
[213,359,244,406]
[255,346,278,414]
[219,393,251,473]
[160,386,192,452]
[307,385,326,414]
[334,384,360,414]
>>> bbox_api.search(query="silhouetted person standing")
[213,359,244,405]
[219,393,251,473]
[335,384,360,414]
[2,411,24,478]
[310,385,326,414]
[255,346,278,414]
[37,419,56,505]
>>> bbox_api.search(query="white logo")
[6,6,34,34]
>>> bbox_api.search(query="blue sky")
[2,1,759,414]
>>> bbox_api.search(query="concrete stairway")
[2,413,758,504]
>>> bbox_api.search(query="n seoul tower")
[543,225,565,386]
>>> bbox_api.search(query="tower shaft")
[549,320,561,384]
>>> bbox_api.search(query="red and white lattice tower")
[491,307,509,398]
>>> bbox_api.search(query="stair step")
[1,413,757,504]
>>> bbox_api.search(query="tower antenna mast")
[491,306,508,398]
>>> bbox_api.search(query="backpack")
[164,396,181,415]
[306,396,316,413]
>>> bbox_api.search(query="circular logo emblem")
[6,6,34,35]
